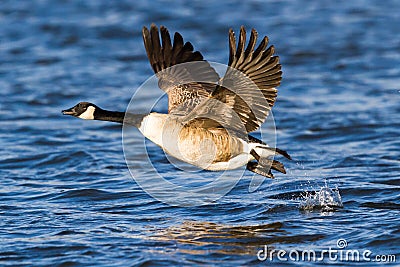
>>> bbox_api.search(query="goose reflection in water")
[147,220,325,256]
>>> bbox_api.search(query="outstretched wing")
[215,26,282,132]
[184,26,282,133]
[142,24,219,113]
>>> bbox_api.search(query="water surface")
[1,0,399,266]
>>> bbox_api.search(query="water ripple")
[1,0,399,265]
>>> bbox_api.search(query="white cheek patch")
[78,106,95,120]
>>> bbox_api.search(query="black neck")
[94,109,145,127]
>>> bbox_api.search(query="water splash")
[299,183,343,211]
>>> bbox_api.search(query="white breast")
[138,113,168,147]
[138,113,191,163]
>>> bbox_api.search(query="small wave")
[299,184,343,211]
[50,188,117,201]
[34,151,95,168]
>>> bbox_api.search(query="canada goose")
[62,24,291,178]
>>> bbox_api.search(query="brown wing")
[182,26,281,134]
[142,24,219,113]
[211,26,282,132]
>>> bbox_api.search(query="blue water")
[1,0,399,266]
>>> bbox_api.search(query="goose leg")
[246,161,274,178]
[247,149,287,178]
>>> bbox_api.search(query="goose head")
[62,102,98,120]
